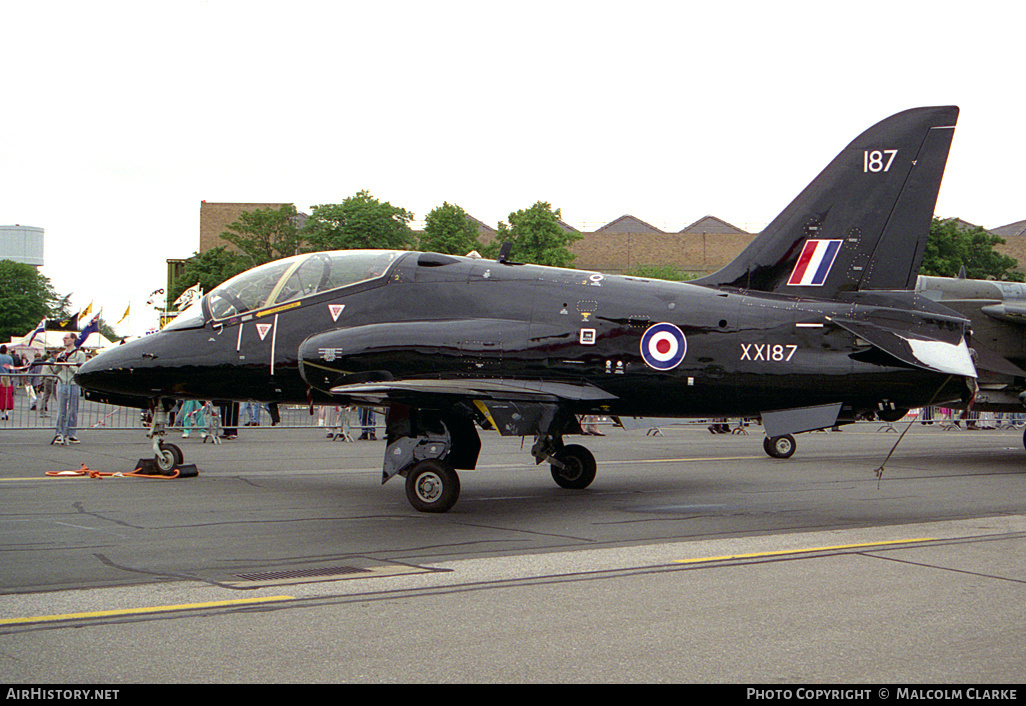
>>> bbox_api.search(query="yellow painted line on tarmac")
[0,595,295,626]
[1,476,124,481]
[624,456,757,464]
[674,538,938,565]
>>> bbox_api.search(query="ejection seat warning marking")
[255,300,301,318]
[329,304,345,321]
[740,343,797,362]
[256,323,272,341]
[674,537,936,565]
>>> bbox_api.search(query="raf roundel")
[640,323,687,370]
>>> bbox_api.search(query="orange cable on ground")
[45,463,180,479]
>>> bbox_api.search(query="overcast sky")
[3,0,1024,338]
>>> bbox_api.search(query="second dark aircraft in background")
[79,106,978,512]
[917,272,1026,440]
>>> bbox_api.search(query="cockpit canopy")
[165,250,403,331]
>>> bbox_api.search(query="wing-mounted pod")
[693,106,959,297]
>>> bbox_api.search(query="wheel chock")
[133,459,200,477]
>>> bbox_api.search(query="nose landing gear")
[156,441,184,472]
[138,400,198,477]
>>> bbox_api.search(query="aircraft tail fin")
[692,106,958,297]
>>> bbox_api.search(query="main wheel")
[405,459,461,513]
[763,434,796,459]
[550,444,597,489]
[156,442,184,472]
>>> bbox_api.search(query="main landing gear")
[381,405,479,514]
[404,459,461,513]
[548,444,597,489]
[763,434,796,459]
[383,405,597,513]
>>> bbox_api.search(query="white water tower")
[0,225,45,266]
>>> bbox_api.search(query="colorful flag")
[173,284,202,311]
[76,314,101,348]
[117,305,131,325]
[46,314,78,331]
[26,317,47,346]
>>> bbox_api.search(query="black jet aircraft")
[78,106,978,512]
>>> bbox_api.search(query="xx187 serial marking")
[740,343,798,362]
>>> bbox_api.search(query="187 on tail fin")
[693,106,959,297]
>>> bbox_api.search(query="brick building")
[570,214,753,275]
[198,201,305,253]
[992,219,1026,267]
[193,201,1025,279]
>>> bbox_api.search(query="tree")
[303,190,417,252]
[485,201,581,268]
[624,264,696,282]
[421,202,482,255]
[97,317,119,343]
[921,218,1024,281]
[167,246,247,305]
[219,204,306,269]
[0,260,65,342]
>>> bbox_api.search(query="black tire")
[763,434,796,459]
[550,444,597,489]
[405,459,460,513]
[156,442,184,472]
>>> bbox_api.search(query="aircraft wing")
[329,377,618,403]
[329,378,618,437]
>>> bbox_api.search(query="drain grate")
[235,566,372,582]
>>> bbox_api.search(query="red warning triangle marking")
[329,304,345,322]
[256,323,272,340]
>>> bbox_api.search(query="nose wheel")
[156,442,184,472]
[145,400,192,475]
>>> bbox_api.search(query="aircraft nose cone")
[76,353,115,387]
[76,348,127,393]
[75,339,155,399]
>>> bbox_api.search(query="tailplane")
[693,106,958,297]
